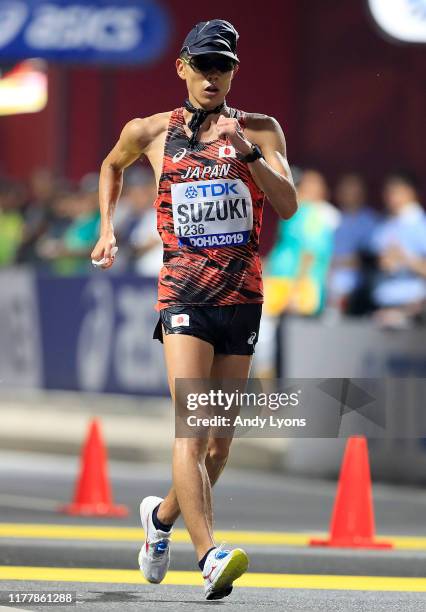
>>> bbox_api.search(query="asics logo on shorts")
[247,332,257,345]
[172,148,187,163]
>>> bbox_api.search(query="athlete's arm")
[91,114,167,269]
[217,114,298,220]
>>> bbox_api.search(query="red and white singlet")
[154,106,265,311]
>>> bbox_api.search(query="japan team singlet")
[154,106,265,311]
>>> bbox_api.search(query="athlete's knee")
[174,437,208,461]
[207,439,231,465]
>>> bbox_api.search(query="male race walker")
[91,19,297,600]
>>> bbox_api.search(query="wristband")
[238,143,263,163]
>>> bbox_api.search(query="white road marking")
[0,495,59,511]
[0,607,35,611]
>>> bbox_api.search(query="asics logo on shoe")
[202,565,217,582]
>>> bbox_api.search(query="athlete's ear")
[231,63,239,79]
[176,58,187,81]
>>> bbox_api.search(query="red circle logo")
[224,147,232,155]
[177,316,184,324]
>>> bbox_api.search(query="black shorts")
[153,303,262,355]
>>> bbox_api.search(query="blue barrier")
[0,269,168,395]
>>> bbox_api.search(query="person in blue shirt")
[370,173,426,327]
[329,173,380,311]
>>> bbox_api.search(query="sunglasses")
[183,54,237,74]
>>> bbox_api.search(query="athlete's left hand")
[216,116,252,156]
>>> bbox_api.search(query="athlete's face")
[176,54,239,109]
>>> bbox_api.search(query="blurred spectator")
[127,170,162,277]
[2,164,424,329]
[255,170,339,377]
[34,191,76,273]
[328,173,380,311]
[114,166,154,238]
[264,169,339,316]
[15,168,59,265]
[112,165,161,274]
[0,180,25,266]
[370,173,426,327]
[36,173,100,275]
[45,192,75,240]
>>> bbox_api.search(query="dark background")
[1,0,424,200]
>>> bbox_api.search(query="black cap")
[180,19,239,62]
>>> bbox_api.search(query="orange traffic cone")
[59,419,128,517]
[310,436,392,548]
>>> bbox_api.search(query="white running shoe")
[138,496,173,584]
[202,543,249,600]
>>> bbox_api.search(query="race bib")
[171,179,253,248]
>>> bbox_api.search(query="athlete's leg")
[158,352,252,557]
[204,353,252,486]
[159,333,216,560]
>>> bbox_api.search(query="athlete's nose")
[205,68,220,78]
[205,75,219,88]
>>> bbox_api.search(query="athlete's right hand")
[91,234,117,269]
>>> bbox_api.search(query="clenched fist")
[91,233,117,269]
[216,115,252,156]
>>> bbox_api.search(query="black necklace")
[183,99,225,148]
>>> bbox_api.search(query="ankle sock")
[152,503,173,532]
[198,546,216,571]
